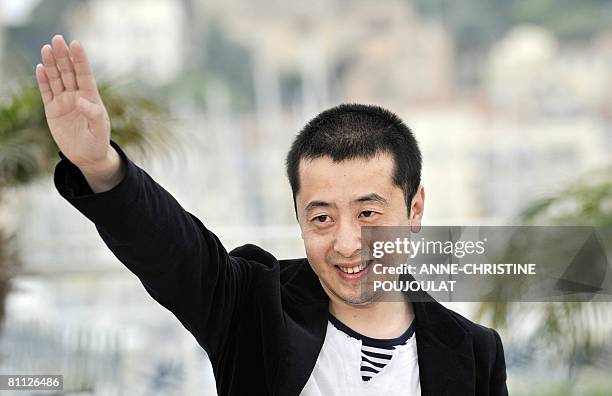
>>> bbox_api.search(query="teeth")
[338,262,367,274]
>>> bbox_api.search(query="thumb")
[76,97,108,134]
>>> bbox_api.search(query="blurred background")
[0,0,611,394]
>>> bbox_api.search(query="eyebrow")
[304,193,389,213]
[355,193,388,205]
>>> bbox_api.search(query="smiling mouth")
[335,259,372,275]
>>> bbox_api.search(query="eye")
[360,210,377,218]
[313,215,331,223]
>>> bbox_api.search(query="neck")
[328,291,414,339]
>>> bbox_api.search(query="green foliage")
[0,86,48,187]
[520,167,612,226]
[477,165,612,379]
[0,83,172,189]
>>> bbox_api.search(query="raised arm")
[36,35,261,360]
[36,34,123,192]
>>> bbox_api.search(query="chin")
[334,287,377,306]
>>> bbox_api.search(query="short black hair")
[285,103,422,219]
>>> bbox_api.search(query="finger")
[35,64,54,105]
[41,44,65,95]
[76,97,107,134]
[69,40,98,96]
[51,34,77,91]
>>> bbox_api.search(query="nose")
[333,218,361,258]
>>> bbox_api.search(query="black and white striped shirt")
[328,313,416,382]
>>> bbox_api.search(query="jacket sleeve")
[489,328,509,395]
[54,140,255,359]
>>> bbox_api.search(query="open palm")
[35,35,111,170]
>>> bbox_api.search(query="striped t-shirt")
[328,313,416,382]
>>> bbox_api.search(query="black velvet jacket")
[54,141,508,396]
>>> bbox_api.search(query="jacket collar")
[277,260,475,396]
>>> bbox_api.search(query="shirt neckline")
[328,312,415,348]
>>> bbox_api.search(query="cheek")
[302,232,332,265]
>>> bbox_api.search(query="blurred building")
[486,25,612,116]
[67,0,187,84]
[480,25,612,219]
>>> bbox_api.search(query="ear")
[409,185,425,233]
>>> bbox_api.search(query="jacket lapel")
[277,302,329,396]
[277,260,329,396]
[413,300,476,395]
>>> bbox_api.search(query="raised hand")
[36,35,123,192]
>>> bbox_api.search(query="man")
[36,34,508,395]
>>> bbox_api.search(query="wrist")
[79,147,125,193]
[79,146,117,176]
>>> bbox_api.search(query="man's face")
[296,152,424,306]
